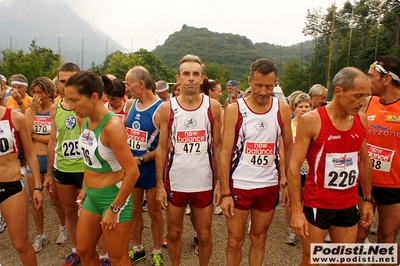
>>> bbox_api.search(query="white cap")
[0,75,6,82]
[155,81,169,93]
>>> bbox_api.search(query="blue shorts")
[134,173,157,190]
[26,155,47,174]
[83,182,132,223]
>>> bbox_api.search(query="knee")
[148,208,162,222]
[131,208,143,219]
[168,228,183,242]
[249,231,267,246]
[227,234,245,251]
[12,239,31,255]
[356,226,369,242]
[64,205,79,219]
[378,226,397,242]
[51,198,63,209]
[109,256,129,266]
[197,229,211,245]
[77,246,95,259]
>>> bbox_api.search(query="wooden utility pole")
[327,3,336,91]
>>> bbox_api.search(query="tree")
[89,49,176,82]
[280,59,309,96]
[0,40,61,86]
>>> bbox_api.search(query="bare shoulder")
[10,109,26,131]
[298,109,321,135]
[158,101,171,120]
[279,99,290,108]
[210,98,222,115]
[103,115,126,140]
[125,99,134,113]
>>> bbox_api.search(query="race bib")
[0,120,13,155]
[61,140,81,160]
[367,144,394,172]
[324,152,358,190]
[242,141,275,167]
[126,128,148,151]
[80,129,101,168]
[33,116,51,134]
[175,129,207,154]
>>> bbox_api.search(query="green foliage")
[280,59,310,96]
[0,40,61,86]
[303,0,400,92]
[153,25,313,84]
[89,49,176,82]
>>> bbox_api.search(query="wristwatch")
[138,155,145,164]
[363,196,374,203]
[17,101,23,106]
[34,186,43,191]
[110,204,121,213]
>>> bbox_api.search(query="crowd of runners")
[0,54,400,266]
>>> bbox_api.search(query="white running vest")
[166,95,213,192]
[231,97,282,189]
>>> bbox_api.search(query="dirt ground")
[0,176,381,266]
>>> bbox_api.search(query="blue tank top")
[125,99,163,178]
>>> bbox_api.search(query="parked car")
[273,82,286,102]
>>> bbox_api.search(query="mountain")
[0,0,126,70]
[153,25,314,80]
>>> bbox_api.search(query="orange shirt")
[6,95,31,111]
[366,96,400,188]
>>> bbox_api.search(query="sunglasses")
[370,61,400,83]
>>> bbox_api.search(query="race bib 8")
[367,144,394,172]
[242,141,275,167]
[324,152,358,190]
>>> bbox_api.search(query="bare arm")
[123,99,134,127]
[210,99,223,205]
[288,111,319,238]
[279,100,294,172]
[155,102,171,209]
[101,116,140,229]
[358,112,374,227]
[44,103,58,193]
[220,103,238,218]
[12,111,44,209]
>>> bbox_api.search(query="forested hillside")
[153,25,313,81]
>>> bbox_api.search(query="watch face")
[111,205,120,212]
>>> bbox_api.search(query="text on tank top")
[0,108,19,156]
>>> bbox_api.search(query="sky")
[61,0,346,52]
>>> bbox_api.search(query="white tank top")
[166,95,213,192]
[231,97,282,189]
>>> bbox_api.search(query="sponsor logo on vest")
[65,115,76,130]
[255,120,268,131]
[369,124,400,137]
[327,135,341,140]
[367,115,376,121]
[184,118,197,128]
[332,155,354,168]
[385,115,400,123]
